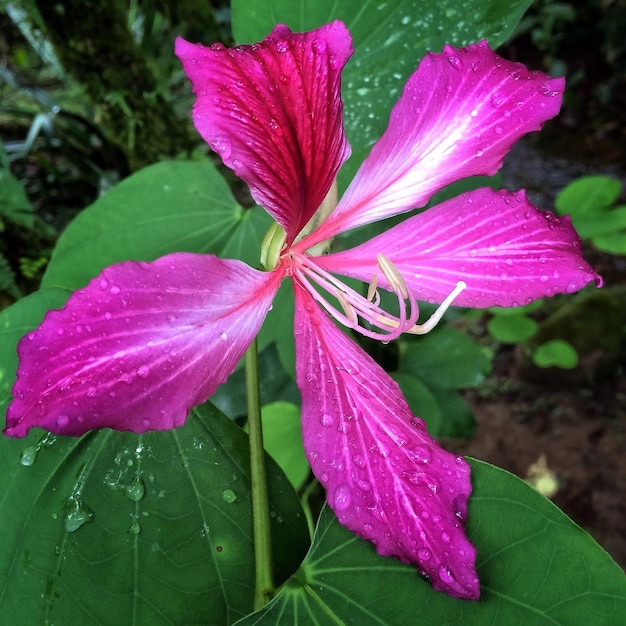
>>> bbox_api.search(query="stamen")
[366,273,379,302]
[336,291,358,325]
[407,281,467,335]
[288,250,467,342]
[377,254,409,299]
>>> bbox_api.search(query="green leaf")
[232,0,533,186]
[41,160,272,290]
[533,339,578,369]
[400,327,492,389]
[429,385,476,439]
[393,372,442,432]
[555,175,622,217]
[234,459,626,625]
[260,402,309,490]
[0,403,309,625]
[488,313,538,343]
[0,168,34,228]
[212,342,300,418]
[571,205,626,239]
[0,288,70,418]
[592,231,626,256]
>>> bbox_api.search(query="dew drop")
[537,83,560,97]
[441,531,451,544]
[408,445,432,464]
[447,55,462,70]
[20,446,38,467]
[418,548,431,561]
[311,38,327,54]
[125,477,146,502]
[109,285,120,295]
[438,563,455,585]
[222,489,237,504]
[65,497,94,533]
[209,136,232,160]
[333,484,351,511]
[353,454,366,468]
[137,365,149,379]
[56,414,70,428]
[490,92,505,108]
[219,332,228,341]
[275,40,288,53]
[129,520,141,535]
[320,413,334,428]
[99,278,109,290]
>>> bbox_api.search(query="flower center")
[288,249,466,341]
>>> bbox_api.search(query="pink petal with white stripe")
[318,188,601,309]
[293,284,479,600]
[308,41,564,244]
[5,253,282,438]
[175,22,352,242]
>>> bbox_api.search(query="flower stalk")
[245,337,275,609]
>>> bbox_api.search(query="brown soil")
[446,337,626,571]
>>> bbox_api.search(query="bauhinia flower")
[5,22,600,601]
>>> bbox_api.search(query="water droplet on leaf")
[222,489,237,504]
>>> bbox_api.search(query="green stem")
[245,337,275,609]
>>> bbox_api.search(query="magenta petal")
[312,41,564,241]
[175,22,353,242]
[293,284,479,600]
[5,253,282,438]
[319,188,601,308]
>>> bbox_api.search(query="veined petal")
[293,284,479,600]
[318,188,601,308]
[308,41,564,242]
[5,253,282,438]
[175,22,353,242]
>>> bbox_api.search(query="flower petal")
[318,188,601,308]
[175,22,353,242]
[308,41,564,242]
[293,284,479,600]
[5,253,282,438]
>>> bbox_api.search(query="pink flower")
[5,22,600,600]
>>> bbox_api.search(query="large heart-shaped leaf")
[0,404,309,625]
[41,160,272,290]
[234,459,626,625]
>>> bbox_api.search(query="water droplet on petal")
[447,55,462,70]
[418,548,431,561]
[56,415,70,428]
[441,531,451,544]
[490,92,505,108]
[275,40,288,53]
[333,484,351,511]
[109,285,120,295]
[137,365,149,378]
[311,38,327,54]
[320,413,334,428]
[438,563,455,585]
